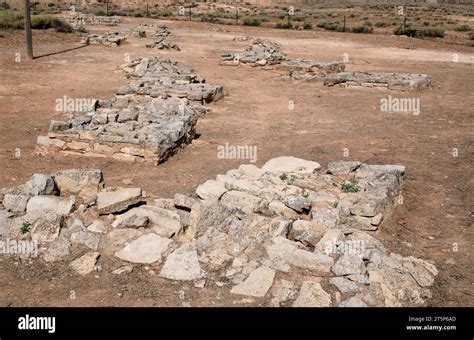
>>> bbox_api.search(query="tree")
[24,0,33,60]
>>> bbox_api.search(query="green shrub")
[201,14,218,23]
[317,20,339,31]
[417,26,445,37]
[275,21,293,29]
[454,24,472,31]
[303,22,312,30]
[159,10,173,17]
[351,25,373,34]
[94,9,107,16]
[341,180,359,193]
[31,14,56,29]
[364,20,373,27]
[243,16,261,26]
[0,10,24,29]
[469,31,474,40]
[375,20,387,27]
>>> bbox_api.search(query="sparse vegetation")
[0,10,73,32]
[341,180,359,193]
[243,16,261,26]
[454,24,472,32]
[20,222,31,235]
[317,20,340,31]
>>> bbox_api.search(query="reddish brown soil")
[0,17,472,307]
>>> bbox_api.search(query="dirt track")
[0,17,473,307]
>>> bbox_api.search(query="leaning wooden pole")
[24,0,33,60]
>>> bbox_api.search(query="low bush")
[454,24,472,31]
[243,16,261,26]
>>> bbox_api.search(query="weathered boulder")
[26,196,75,216]
[159,243,203,281]
[230,266,276,297]
[53,169,104,201]
[293,281,332,307]
[26,174,57,196]
[115,233,172,264]
[97,188,142,214]
[69,252,100,276]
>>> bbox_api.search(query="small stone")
[26,174,57,196]
[87,220,109,234]
[332,253,366,276]
[26,195,75,216]
[159,243,203,281]
[196,180,227,201]
[115,233,172,264]
[329,277,360,294]
[338,297,367,307]
[97,188,142,215]
[111,265,134,275]
[69,252,100,276]
[293,281,332,307]
[230,266,276,298]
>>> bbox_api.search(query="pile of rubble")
[81,32,127,47]
[220,38,432,90]
[36,56,224,165]
[145,26,180,50]
[323,72,432,91]
[220,39,345,80]
[0,157,438,307]
[59,14,121,27]
[220,39,287,66]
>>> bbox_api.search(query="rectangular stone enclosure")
[37,56,224,165]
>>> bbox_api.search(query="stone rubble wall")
[323,71,433,90]
[81,32,127,47]
[221,39,432,90]
[144,26,181,50]
[0,158,438,307]
[36,56,224,165]
[58,14,121,27]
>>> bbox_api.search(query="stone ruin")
[220,38,345,79]
[59,14,121,27]
[36,56,224,165]
[278,59,346,82]
[81,32,127,47]
[220,39,287,67]
[145,26,181,51]
[0,157,438,307]
[324,71,432,91]
[221,38,432,90]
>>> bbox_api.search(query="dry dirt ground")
[0,17,472,307]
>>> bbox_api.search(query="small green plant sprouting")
[302,189,309,198]
[20,222,31,234]
[341,180,359,193]
[279,173,296,184]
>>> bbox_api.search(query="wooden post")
[24,0,33,60]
